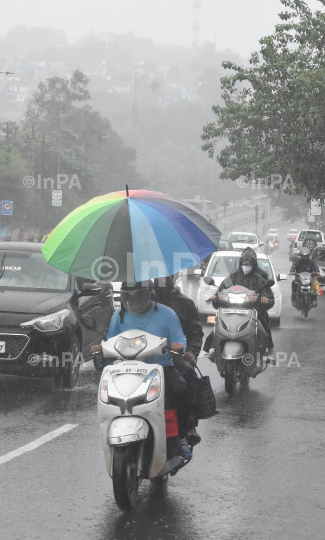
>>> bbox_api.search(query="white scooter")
[97,329,192,510]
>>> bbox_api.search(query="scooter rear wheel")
[225,361,236,395]
[112,445,140,510]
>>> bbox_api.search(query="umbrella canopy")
[42,189,221,282]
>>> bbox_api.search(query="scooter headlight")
[99,371,110,403]
[114,335,147,359]
[228,293,247,304]
[145,369,161,402]
[301,279,310,286]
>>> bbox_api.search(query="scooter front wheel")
[112,445,140,510]
[225,361,236,395]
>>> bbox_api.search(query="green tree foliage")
[0,70,139,232]
[19,70,140,230]
[202,0,325,197]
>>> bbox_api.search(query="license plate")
[222,309,249,314]
[109,366,149,375]
[0,341,6,353]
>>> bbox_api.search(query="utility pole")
[255,204,259,234]
[192,0,201,56]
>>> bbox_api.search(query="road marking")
[0,424,78,466]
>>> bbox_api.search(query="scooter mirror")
[204,276,215,286]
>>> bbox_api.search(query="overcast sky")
[1,0,322,56]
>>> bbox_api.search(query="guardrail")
[0,234,44,242]
[221,212,290,232]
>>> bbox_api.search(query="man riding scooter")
[205,250,276,360]
[153,274,204,446]
[103,281,193,460]
[290,247,320,306]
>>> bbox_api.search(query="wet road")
[1,221,325,540]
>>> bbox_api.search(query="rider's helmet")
[120,282,152,314]
[300,247,311,260]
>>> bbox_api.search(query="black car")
[0,242,114,388]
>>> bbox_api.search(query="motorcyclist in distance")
[105,281,193,460]
[289,247,320,306]
[153,274,204,446]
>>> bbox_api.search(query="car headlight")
[202,285,218,296]
[145,369,161,402]
[20,309,70,332]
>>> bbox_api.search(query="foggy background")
[0,0,320,234]
[1,0,321,56]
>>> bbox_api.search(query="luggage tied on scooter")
[311,278,321,295]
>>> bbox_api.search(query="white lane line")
[0,423,78,466]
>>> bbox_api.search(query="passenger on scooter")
[153,275,204,446]
[289,247,319,306]
[106,281,193,460]
[205,250,275,360]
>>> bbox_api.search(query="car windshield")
[229,233,257,244]
[0,250,69,292]
[209,256,273,279]
[313,249,325,262]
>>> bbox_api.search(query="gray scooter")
[208,282,273,394]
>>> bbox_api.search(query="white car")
[227,231,264,253]
[287,228,298,241]
[196,251,287,326]
[292,229,325,260]
[266,228,279,239]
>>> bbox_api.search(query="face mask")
[242,265,253,275]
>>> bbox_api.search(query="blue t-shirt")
[106,303,186,367]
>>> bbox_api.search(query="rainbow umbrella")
[42,188,221,282]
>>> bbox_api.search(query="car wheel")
[55,336,81,390]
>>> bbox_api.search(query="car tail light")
[294,242,297,248]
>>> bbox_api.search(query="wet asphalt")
[1,220,325,540]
